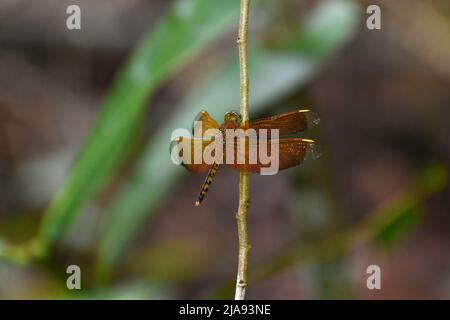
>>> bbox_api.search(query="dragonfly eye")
[224,111,242,126]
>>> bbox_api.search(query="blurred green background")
[0,0,449,299]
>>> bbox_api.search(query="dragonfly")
[170,109,320,206]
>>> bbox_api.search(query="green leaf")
[97,0,360,280]
[289,0,359,58]
[373,205,421,250]
[368,163,448,250]
[38,0,240,245]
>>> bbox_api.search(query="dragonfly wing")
[249,109,319,137]
[224,138,315,173]
[192,110,220,138]
[170,137,214,173]
[277,138,316,170]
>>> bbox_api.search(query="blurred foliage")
[125,240,210,284]
[38,0,241,248]
[367,164,448,250]
[211,163,448,298]
[66,282,169,300]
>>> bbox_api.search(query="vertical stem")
[235,0,251,300]
[238,0,250,124]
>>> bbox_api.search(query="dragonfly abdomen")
[195,163,220,206]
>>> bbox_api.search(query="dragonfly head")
[224,111,242,128]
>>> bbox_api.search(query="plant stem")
[235,0,251,300]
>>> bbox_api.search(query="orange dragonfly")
[170,109,319,206]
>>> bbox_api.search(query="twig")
[235,0,251,300]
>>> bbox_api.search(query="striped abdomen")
[195,163,219,206]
